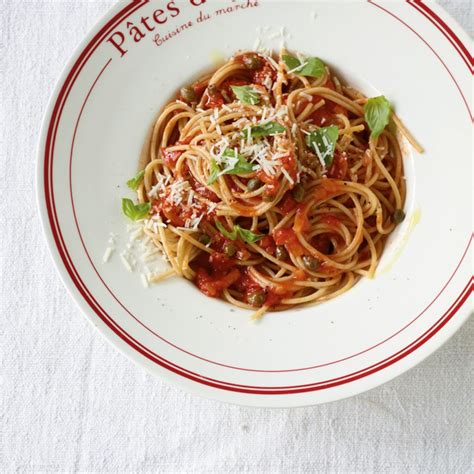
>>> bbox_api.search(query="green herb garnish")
[207,149,255,185]
[122,198,151,221]
[231,85,260,105]
[244,121,286,138]
[305,126,339,167]
[126,170,145,191]
[208,159,220,185]
[364,96,392,138]
[215,221,262,243]
[282,54,326,78]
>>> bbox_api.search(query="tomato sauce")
[273,228,306,257]
[205,92,224,109]
[225,175,243,193]
[234,269,263,296]
[313,179,343,202]
[192,81,208,101]
[319,213,341,229]
[281,153,298,184]
[160,201,191,227]
[259,235,276,256]
[327,152,348,180]
[162,148,183,168]
[187,173,220,202]
[279,192,297,214]
[253,63,276,87]
[235,270,283,308]
[195,267,241,297]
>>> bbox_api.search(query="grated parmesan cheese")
[281,167,294,185]
[102,247,114,263]
[120,253,133,272]
[287,61,308,75]
[140,273,149,288]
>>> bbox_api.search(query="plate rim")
[36,0,473,407]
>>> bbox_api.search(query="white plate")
[37,0,472,407]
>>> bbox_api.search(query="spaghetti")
[126,50,422,319]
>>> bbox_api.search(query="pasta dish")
[122,50,422,319]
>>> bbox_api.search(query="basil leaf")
[231,85,260,105]
[127,170,145,190]
[221,149,254,174]
[364,96,392,138]
[306,125,339,167]
[215,221,238,240]
[282,54,301,71]
[237,227,263,244]
[215,221,263,243]
[282,54,326,78]
[122,198,151,221]
[246,121,286,138]
[208,159,220,185]
[208,150,254,185]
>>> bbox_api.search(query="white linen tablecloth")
[1,1,472,472]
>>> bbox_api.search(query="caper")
[242,54,262,71]
[292,184,305,203]
[207,84,218,95]
[198,234,211,245]
[248,291,266,307]
[223,243,237,258]
[247,178,262,192]
[302,255,319,272]
[180,86,196,103]
[393,209,406,224]
[275,245,288,260]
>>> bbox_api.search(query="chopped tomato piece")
[195,267,241,298]
[162,148,183,168]
[313,179,343,202]
[259,235,276,255]
[205,92,224,109]
[160,201,189,227]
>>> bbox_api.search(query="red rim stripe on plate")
[368,0,473,121]
[408,0,473,73]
